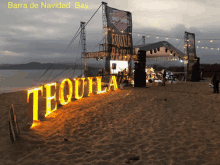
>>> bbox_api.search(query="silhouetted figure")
[162,70,166,86]
[211,72,219,93]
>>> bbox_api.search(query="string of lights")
[134,32,220,45]
[148,57,186,64]
[197,39,220,43]
[196,46,220,50]
[133,32,183,40]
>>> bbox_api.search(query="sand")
[1,78,220,165]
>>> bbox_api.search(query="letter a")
[108,76,118,91]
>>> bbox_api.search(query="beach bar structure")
[84,2,200,82]
[130,34,200,82]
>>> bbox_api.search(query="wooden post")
[9,104,20,142]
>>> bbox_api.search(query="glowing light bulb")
[206,47,207,49]
[211,48,213,49]
[147,35,149,37]
[210,40,213,42]
[157,36,159,39]
[198,40,200,43]
[176,39,178,41]
[218,48,220,50]
[166,38,168,40]
[138,34,140,36]
[202,47,204,48]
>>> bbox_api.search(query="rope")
[32,4,102,87]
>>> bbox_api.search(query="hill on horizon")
[0,62,103,70]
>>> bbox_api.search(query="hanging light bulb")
[138,34,140,36]
[147,35,149,37]
[166,38,168,40]
[198,40,200,43]
[210,40,213,42]
[112,29,114,32]
[121,31,123,33]
[197,46,199,48]
[202,47,204,48]
[187,39,189,41]
[156,36,159,39]
[206,47,207,49]
[189,45,191,46]
[176,38,178,41]
[218,48,220,50]
[211,48,213,49]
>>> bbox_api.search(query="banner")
[106,6,133,61]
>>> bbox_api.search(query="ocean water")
[0,69,83,93]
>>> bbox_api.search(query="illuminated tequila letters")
[27,86,43,121]
[74,78,85,99]
[96,76,107,94]
[59,79,73,105]
[27,76,119,127]
[108,75,118,91]
[86,77,93,96]
[44,83,57,117]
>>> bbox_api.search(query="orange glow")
[108,76,118,91]
[44,83,57,117]
[27,86,43,121]
[74,78,85,99]
[27,75,120,128]
[59,79,73,105]
[87,77,93,96]
[30,121,41,129]
[96,76,107,94]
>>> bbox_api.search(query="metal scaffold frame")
[80,21,87,77]
[101,2,108,56]
[127,12,133,77]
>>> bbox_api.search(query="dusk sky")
[1,0,220,66]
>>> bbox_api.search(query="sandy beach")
[1,78,220,165]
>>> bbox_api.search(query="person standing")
[211,71,219,93]
[162,69,166,86]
